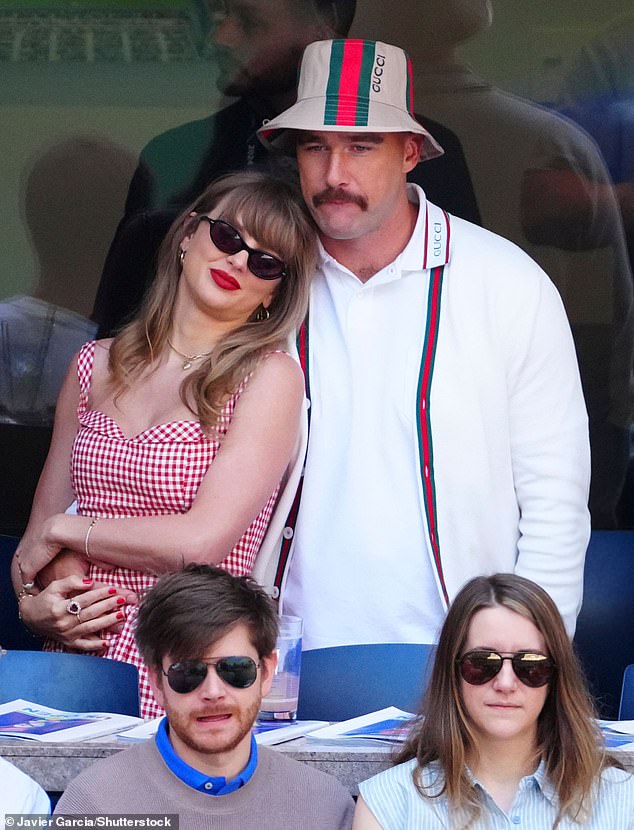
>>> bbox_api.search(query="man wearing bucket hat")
[253,39,591,647]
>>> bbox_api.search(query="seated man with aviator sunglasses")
[55,565,354,829]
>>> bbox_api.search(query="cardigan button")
[282,527,294,540]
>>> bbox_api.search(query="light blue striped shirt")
[359,758,634,828]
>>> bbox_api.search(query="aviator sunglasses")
[198,216,287,280]
[163,656,260,694]
[457,649,556,688]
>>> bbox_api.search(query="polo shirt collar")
[155,717,258,796]
[402,184,451,272]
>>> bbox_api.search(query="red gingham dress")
[49,341,280,717]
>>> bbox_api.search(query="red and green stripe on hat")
[324,39,415,127]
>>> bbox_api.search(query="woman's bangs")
[217,188,305,267]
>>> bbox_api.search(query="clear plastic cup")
[259,615,302,721]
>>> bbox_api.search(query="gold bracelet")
[16,589,39,638]
[84,517,100,561]
[17,590,32,622]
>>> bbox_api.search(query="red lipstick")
[211,269,240,291]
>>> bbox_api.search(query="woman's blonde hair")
[396,573,624,829]
[108,171,316,431]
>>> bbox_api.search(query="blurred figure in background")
[0,137,135,426]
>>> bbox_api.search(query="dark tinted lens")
[165,657,258,693]
[209,219,286,279]
[459,651,502,685]
[167,660,207,694]
[511,653,555,688]
[215,656,258,688]
[248,252,285,279]
[210,220,243,255]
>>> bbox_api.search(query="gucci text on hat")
[258,39,443,163]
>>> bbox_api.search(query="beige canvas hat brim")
[258,39,444,163]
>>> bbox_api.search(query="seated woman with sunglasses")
[354,573,634,829]
[12,171,316,717]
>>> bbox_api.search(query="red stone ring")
[66,599,82,620]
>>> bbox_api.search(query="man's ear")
[260,651,278,697]
[147,665,166,709]
[402,133,423,173]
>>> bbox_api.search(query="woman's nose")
[226,249,249,271]
[492,660,519,691]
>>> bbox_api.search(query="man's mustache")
[313,188,368,211]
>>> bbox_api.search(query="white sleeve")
[504,265,591,636]
[0,758,50,815]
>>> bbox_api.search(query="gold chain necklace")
[167,338,213,370]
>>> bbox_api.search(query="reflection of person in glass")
[354,574,634,829]
[12,172,316,718]
[559,13,634,260]
[0,137,134,426]
[351,0,634,528]
[123,0,359,214]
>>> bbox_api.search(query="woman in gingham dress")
[13,172,316,717]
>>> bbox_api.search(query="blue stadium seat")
[619,664,634,720]
[0,535,42,650]
[297,642,435,721]
[573,531,634,719]
[0,651,140,716]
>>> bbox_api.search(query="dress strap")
[76,340,97,417]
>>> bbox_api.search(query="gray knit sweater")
[55,740,354,829]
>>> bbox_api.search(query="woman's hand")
[18,575,137,652]
[15,515,70,585]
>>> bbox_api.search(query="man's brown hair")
[135,564,279,670]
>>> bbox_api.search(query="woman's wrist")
[46,513,93,557]
[84,517,100,561]
[44,513,71,548]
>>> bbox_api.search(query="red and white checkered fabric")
[48,341,280,718]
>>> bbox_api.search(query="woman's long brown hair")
[108,171,317,432]
[396,573,624,828]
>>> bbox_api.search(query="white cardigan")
[254,190,590,638]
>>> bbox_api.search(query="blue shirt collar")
[155,717,258,795]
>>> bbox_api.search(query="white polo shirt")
[283,188,446,649]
